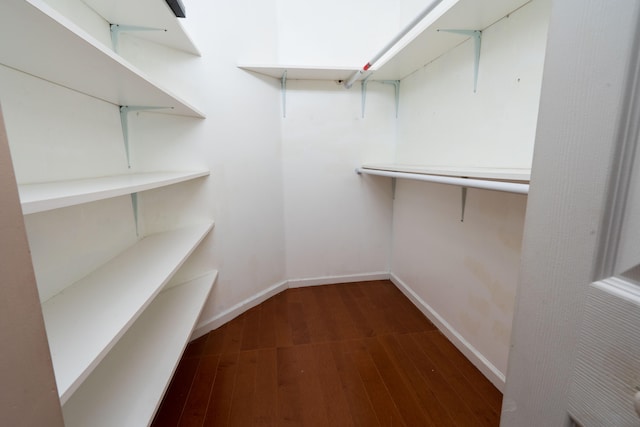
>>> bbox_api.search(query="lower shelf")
[61,271,217,427]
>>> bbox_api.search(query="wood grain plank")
[329,340,381,427]
[222,313,246,354]
[273,292,294,347]
[202,352,239,426]
[339,284,375,338]
[258,296,277,349]
[298,287,332,343]
[344,339,407,426]
[183,334,208,359]
[318,285,361,341]
[178,355,220,427]
[295,344,331,426]
[418,331,499,426]
[203,324,226,356]
[378,334,456,427]
[228,350,258,426]
[429,331,502,413]
[241,306,261,351]
[288,301,311,345]
[309,342,355,427]
[396,333,479,427]
[253,348,278,426]
[276,346,304,426]
[365,336,437,426]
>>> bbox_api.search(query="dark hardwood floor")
[151,280,502,426]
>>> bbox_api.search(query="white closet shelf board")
[238,64,360,81]
[362,163,530,181]
[62,272,217,427]
[371,0,531,80]
[0,0,204,118]
[358,164,530,194]
[19,170,209,214]
[42,222,214,404]
[82,0,200,55]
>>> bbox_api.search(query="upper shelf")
[42,222,214,404]
[19,170,209,215]
[371,0,531,80]
[0,0,204,118]
[362,163,530,181]
[82,0,200,55]
[238,64,360,81]
[239,0,530,84]
[358,163,530,194]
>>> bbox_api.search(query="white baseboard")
[390,273,506,392]
[287,272,390,288]
[191,279,289,340]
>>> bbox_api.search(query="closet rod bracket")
[281,70,287,118]
[131,192,139,236]
[110,24,166,53]
[461,186,467,222]
[438,29,482,92]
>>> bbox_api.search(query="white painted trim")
[190,280,289,340]
[390,273,506,392]
[287,272,390,288]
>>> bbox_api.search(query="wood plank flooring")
[151,280,502,426]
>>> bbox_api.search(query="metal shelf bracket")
[461,186,467,222]
[119,106,170,168]
[361,78,401,118]
[130,192,139,236]
[281,70,287,118]
[110,24,166,53]
[438,29,482,92]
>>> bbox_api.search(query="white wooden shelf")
[0,0,204,117]
[62,271,217,427]
[83,0,201,55]
[362,163,530,181]
[371,0,530,80]
[358,163,529,194]
[41,222,214,403]
[19,170,209,215]
[238,64,360,81]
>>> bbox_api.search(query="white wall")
[390,0,550,389]
[281,80,396,284]
[273,0,401,67]
[271,0,402,285]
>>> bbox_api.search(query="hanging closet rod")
[356,167,530,194]
[343,0,447,89]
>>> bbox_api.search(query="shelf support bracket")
[356,168,398,200]
[461,186,467,222]
[131,192,139,237]
[438,29,482,92]
[392,177,397,200]
[110,24,166,53]
[361,78,400,118]
[119,106,170,168]
[281,70,287,118]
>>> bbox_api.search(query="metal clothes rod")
[356,168,530,194]
[343,0,447,89]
